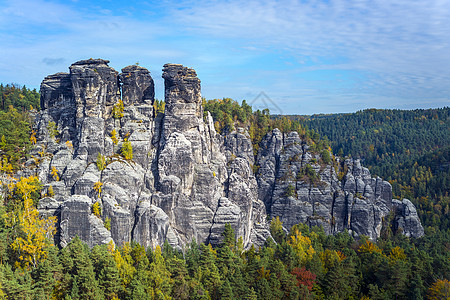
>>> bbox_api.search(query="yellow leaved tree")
[5,176,56,268]
[288,226,315,265]
[428,279,450,300]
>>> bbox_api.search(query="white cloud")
[0,0,449,113]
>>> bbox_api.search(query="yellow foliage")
[288,228,315,264]
[107,240,115,253]
[92,202,101,217]
[50,166,59,181]
[319,249,347,271]
[336,250,346,261]
[0,157,13,173]
[93,181,103,198]
[112,100,124,119]
[389,246,407,262]
[111,129,119,145]
[121,140,133,160]
[358,240,383,255]
[65,140,73,151]
[428,279,450,300]
[30,130,37,144]
[6,176,56,268]
[113,243,136,287]
[257,266,271,280]
[47,185,54,197]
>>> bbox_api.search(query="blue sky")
[1,0,449,114]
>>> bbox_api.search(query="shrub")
[47,185,54,197]
[110,129,119,145]
[92,202,101,217]
[321,149,331,164]
[285,184,296,197]
[47,121,59,138]
[104,217,111,230]
[112,100,124,119]
[96,153,106,171]
[93,181,103,198]
[121,140,133,160]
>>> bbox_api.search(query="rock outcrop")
[31,59,423,250]
[255,129,424,239]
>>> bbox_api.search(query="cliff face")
[255,129,423,239]
[31,59,423,249]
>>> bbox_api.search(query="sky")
[1,0,449,115]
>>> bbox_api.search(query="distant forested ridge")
[287,107,449,231]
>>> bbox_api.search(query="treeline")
[203,98,329,156]
[0,166,449,299]
[0,87,449,298]
[290,108,449,232]
[0,84,40,112]
[0,84,38,171]
[0,181,449,300]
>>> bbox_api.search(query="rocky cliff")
[29,59,423,249]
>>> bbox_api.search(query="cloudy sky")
[1,0,449,114]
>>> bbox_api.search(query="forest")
[290,108,449,231]
[0,88,448,299]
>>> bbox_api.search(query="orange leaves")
[291,267,316,291]
[428,279,450,300]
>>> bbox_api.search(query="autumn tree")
[5,176,56,268]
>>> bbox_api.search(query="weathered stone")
[32,59,423,250]
[392,199,424,238]
[60,195,113,248]
[120,65,155,106]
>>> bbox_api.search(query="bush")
[321,149,331,164]
[92,202,101,217]
[112,100,124,119]
[285,184,296,197]
[47,121,59,138]
[121,140,133,160]
[104,217,111,230]
[96,153,106,171]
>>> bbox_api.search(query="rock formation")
[30,59,424,250]
[255,129,423,239]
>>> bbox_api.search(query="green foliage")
[121,140,133,160]
[153,99,165,116]
[104,217,111,231]
[284,184,296,197]
[0,83,40,112]
[112,99,124,119]
[297,164,320,184]
[96,153,106,171]
[47,121,59,138]
[320,149,331,164]
[47,185,54,197]
[203,98,329,158]
[0,106,33,170]
[297,107,449,231]
[270,216,285,244]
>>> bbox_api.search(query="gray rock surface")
[392,199,425,238]
[33,58,424,250]
[256,129,424,240]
